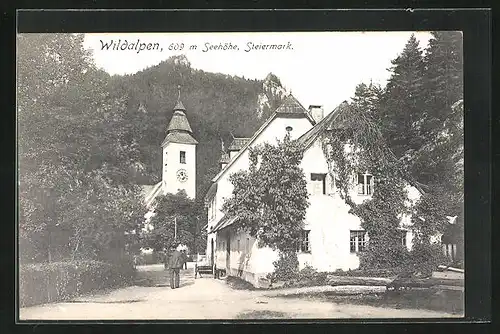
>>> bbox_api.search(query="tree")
[423,32,463,124]
[222,134,309,276]
[18,33,144,263]
[327,33,464,270]
[351,82,382,119]
[379,34,426,161]
[409,32,464,265]
[320,90,412,269]
[144,190,202,253]
[412,31,463,188]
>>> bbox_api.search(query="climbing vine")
[319,102,413,269]
[222,134,309,277]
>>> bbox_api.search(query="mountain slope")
[112,55,286,199]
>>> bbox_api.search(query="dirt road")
[19,264,461,320]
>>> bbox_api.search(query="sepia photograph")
[17,29,465,320]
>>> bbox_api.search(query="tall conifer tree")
[379,34,426,163]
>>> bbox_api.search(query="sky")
[84,31,432,114]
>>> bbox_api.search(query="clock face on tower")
[176,169,188,183]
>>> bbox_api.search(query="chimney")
[309,105,324,123]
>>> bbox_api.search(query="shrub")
[267,251,299,283]
[19,259,136,307]
[359,240,412,270]
[410,243,448,276]
[296,265,328,287]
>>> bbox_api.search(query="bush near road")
[19,260,136,307]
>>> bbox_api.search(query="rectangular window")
[401,230,407,247]
[350,230,367,253]
[298,230,311,253]
[357,173,374,195]
[310,173,326,195]
[366,175,373,195]
[237,239,240,251]
[246,238,250,253]
[209,198,216,220]
[180,151,186,164]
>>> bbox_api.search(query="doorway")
[210,238,214,267]
[226,232,231,272]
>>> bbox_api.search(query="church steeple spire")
[167,85,191,133]
[162,90,197,146]
[173,85,186,112]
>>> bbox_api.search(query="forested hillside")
[109,55,286,197]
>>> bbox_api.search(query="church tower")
[161,87,198,199]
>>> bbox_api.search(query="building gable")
[211,94,316,184]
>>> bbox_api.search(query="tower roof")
[161,131,198,146]
[173,100,186,111]
[162,89,197,146]
[167,110,193,133]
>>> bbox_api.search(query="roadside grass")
[235,310,288,319]
[271,288,464,315]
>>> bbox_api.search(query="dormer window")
[180,151,186,164]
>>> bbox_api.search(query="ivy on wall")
[319,100,413,269]
[222,134,310,278]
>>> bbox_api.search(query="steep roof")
[161,131,198,146]
[173,100,186,111]
[275,94,315,118]
[296,101,351,150]
[142,182,162,208]
[228,137,251,151]
[204,182,218,204]
[209,215,238,233]
[210,94,316,183]
[161,99,197,146]
[167,110,193,133]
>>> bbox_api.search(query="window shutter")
[326,173,335,195]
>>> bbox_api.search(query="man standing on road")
[168,243,183,289]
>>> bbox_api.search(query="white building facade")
[204,95,422,287]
